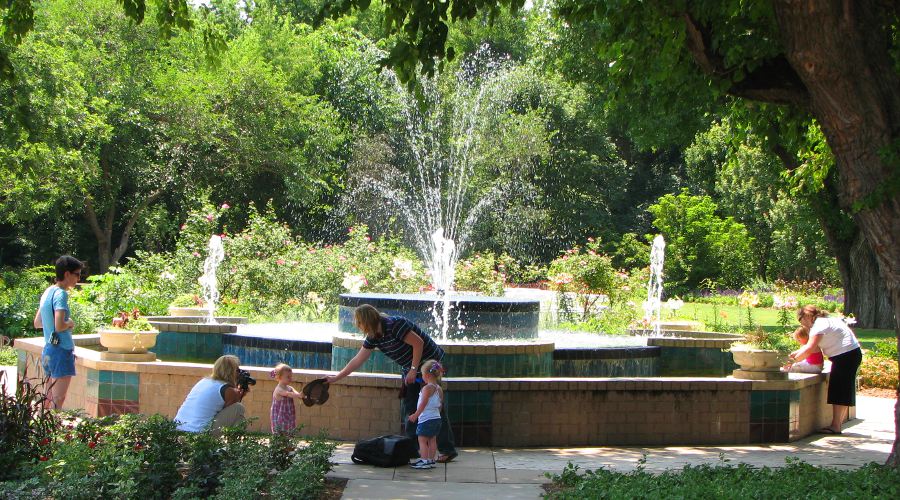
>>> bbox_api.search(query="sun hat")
[301,378,330,407]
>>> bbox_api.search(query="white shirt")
[416,383,442,423]
[174,378,226,432]
[810,317,860,358]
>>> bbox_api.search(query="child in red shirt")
[783,326,824,373]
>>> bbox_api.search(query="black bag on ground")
[351,435,417,467]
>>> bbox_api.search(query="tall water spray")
[644,235,665,336]
[347,49,517,339]
[199,235,224,324]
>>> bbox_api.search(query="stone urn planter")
[167,306,208,317]
[730,345,787,380]
[98,329,159,362]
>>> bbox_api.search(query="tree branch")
[83,196,106,244]
[681,12,810,107]
[110,189,164,265]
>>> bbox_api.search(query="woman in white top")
[790,305,862,434]
[175,355,247,432]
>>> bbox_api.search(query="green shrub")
[3,411,337,498]
[648,190,755,292]
[546,460,900,499]
[0,266,53,339]
[268,434,336,500]
[0,346,17,366]
[870,337,898,360]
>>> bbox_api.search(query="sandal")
[437,453,458,463]
[818,427,842,435]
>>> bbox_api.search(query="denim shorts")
[42,344,76,378]
[416,418,441,437]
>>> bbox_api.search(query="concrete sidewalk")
[332,395,896,499]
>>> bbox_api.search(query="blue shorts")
[42,344,76,378]
[417,418,441,437]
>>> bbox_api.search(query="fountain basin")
[339,293,540,341]
[14,334,842,447]
[146,316,246,363]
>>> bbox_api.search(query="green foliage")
[649,190,755,293]
[0,265,52,338]
[0,410,336,498]
[870,337,898,361]
[546,460,900,499]
[268,433,337,500]
[0,346,16,365]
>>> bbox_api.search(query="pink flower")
[205,214,214,222]
[219,233,227,239]
[192,251,201,258]
[338,255,347,262]
[308,248,316,253]
[365,235,371,242]
[221,203,230,209]
[327,267,334,272]
[276,259,286,265]
[180,224,185,230]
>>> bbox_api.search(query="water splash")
[644,235,665,336]
[199,235,224,324]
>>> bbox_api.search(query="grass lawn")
[670,302,894,349]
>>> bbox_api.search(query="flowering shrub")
[859,355,899,390]
[454,252,506,295]
[548,239,623,319]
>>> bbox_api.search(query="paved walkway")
[332,395,897,500]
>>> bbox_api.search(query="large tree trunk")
[773,0,900,465]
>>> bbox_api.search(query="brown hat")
[301,378,330,407]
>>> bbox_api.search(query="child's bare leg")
[427,436,438,462]
[418,435,429,460]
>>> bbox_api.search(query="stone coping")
[146,320,238,334]
[332,334,556,354]
[647,337,739,349]
[222,333,333,353]
[146,316,249,324]
[631,330,744,340]
[339,293,540,312]
[14,335,825,392]
[553,346,661,360]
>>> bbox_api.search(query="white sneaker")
[412,460,435,469]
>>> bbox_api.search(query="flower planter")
[730,346,787,380]
[99,329,159,354]
[167,306,208,317]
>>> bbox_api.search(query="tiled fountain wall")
[15,336,837,447]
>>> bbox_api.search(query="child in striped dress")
[270,363,306,434]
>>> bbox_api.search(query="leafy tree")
[648,190,754,293]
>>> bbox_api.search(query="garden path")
[333,395,896,499]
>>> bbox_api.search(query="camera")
[237,369,256,392]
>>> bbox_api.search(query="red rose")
[88,442,96,449]
[39,456,48,461]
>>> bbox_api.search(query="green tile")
[98,383,113,399]
[99,370,112,383]
[112,384,126,400]
[125,385,139,402]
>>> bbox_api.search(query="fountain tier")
[338,293,540,341]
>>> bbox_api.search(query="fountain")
[199,235,225,324]
[341,52,545,341]
[644,234,665,336]
[13,51,835,449]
